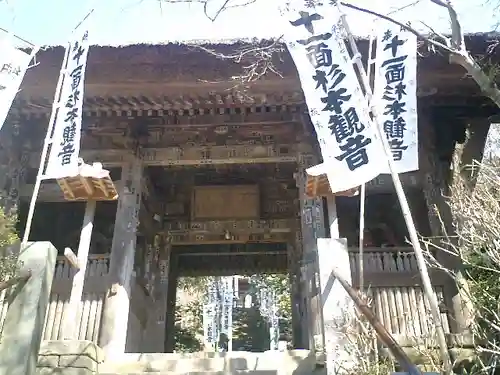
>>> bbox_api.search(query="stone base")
[37,340,104,375]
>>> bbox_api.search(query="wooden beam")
[86,110,300,129]
[165,218,294,233]
[165,218,294,245]
[29,144,299,168]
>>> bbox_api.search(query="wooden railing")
[348,246,419,274]
[0,246,454,347]
[0,255,110,342]
[347,246,452,339]
[42,254,110,342]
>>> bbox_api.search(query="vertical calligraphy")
[282,0,385,192]
[374,24,419,173]
[44,29,90,179]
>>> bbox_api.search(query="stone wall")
[37,341,104,375]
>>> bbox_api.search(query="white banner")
[220,276,233,351]
[374,23,418,172]
[203,302,217,347]
[44,29,90,179]
[203,278,219,349]
[281,1,385,192]
[269,290,279,351]
[0,39,34,132]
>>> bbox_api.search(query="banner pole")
[357,33,376,292]
[21,45,70,245]
[334,3,452,372]
[358,183,366,291]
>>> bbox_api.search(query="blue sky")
[0,0,497,46]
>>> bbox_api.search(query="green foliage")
[0,205,19,281]
[232,307,270,351]
[174,274,292,352]
[249,273,291,319]
[173,300,204,353]
[177,276,210,296]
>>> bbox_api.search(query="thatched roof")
[10,34,500,118]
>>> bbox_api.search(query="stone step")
[99,350,315,375]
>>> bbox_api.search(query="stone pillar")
[296,150,327,350]
[0,242,57,375]
[99,157,143,359]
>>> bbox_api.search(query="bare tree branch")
[341,1,500,108]
[428,0,464,49]
[188,37,285,94]
[0,270,31,292]
[158,0,257,22]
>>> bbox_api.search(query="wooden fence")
[348,246,451,340]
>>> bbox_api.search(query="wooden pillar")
[460,119,491,188]
[326,196,339,239]
[296,150,327,350]
[420,113,479,334]
[100,157,143,359]
[287,238,303,348]
[0,120,30,215]
[61,200,97,339]
[164,250,178,353]
[144,235,172,352]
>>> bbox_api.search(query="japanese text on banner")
[220,276,233,351]
[374,24,418,172]
[44,29,90,179]
[0,40,33,132]
[281,0,385,192]
[203,278,219,349]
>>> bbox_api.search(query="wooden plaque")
[192,185,259,220]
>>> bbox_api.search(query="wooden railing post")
[0,242,57,375]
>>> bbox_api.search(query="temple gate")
[0,36,496,366]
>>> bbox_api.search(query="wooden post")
[326,196,339,239]
[61,199,97,339]
[0,242,57,375]
[296,150,327,351]
[143,236,173,352]
[287,240,302,348]
[317,238,356,375]
[100,158,143,359]
[317,194,349,371]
